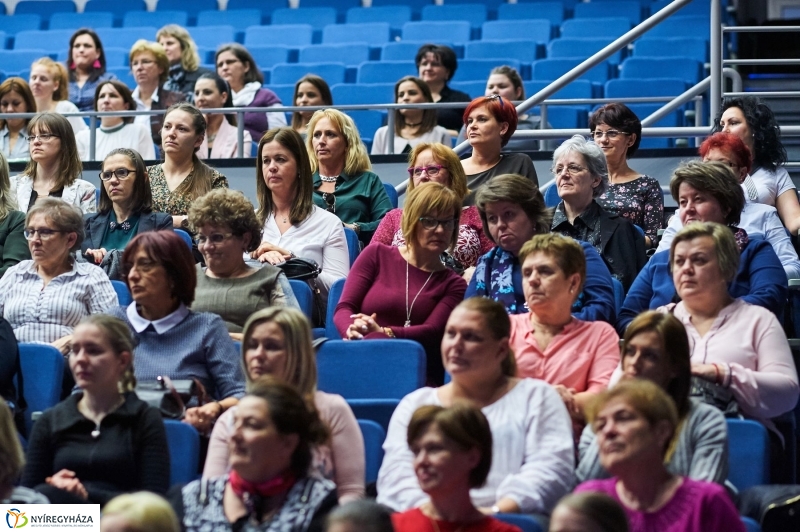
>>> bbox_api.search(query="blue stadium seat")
[560,17,632,40]
[269,84,296,109]
[622,103,682,148]
[532,58,611,85]
[548,38,622,66]
[322,277,346,340]
[611,278,625,314]
[14,1,74,22]
[620,57,703,86]
[343,227,360,266]
[197,9,263,28]
[384,182,398,209]
[96,27,158,51]
[49,12,113,30]
[464,40,541,65]
[545,106,588,129]
[371,0,433,16]
[481,20,551,44]
[348,398,398,434]
[0,15,42,36]
[17,343,63,436]
[84,0,145,25]
[402,21,470,43]
[14,29,74,51]
[247,46,292,70]
[380,41,454,62]
[358,419,385,484]
[173,229,193,250]
[348,111,385,146]
[226,0,272,11]
[163,420,200,485]
[651,0,717,17]
[271,62,346,85]
[640,15,710,40]
[449,80,485,99]
[525,79,596,111]
[634,37,709,63]
[331,83,394,105]
[495,514,543,532]
[574,1,643,25]
[107,67,135,88]
[421,4,487,29]
[123,11,188,29]
[298,0,361,9]
[188,26,237,51]
[272,7,336,31]
[346,6,411,32]
[0,50,52,74]
[111,280,132,306]
[453,59,521,83]
[322,22,390,46]
[245,25,313,48]
[100,48,130,68]
[741,517,761,532]
[357,61,416,84]
[727,419,770,490]
[604,78,687,99]
[157,0,218,14]
[497,3,564,27]
[289,279,314,322]
[544,183,559,208]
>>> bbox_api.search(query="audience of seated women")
[171,378,337,531]
[0,152,28,277]
[467,173,615,322]
[67,29,116,113]
[252,127,349,321]
[335,183,467,384]
[11,112,97,214]
[576,379,745,532]
[591,103,663,248]
[618,161,787,333]
[372,142,493,270]
[0,198,116,351]
[460,95,538,205]
[189,188,298,337]
[0,398,48,503]
[83,148,173,276]
[307,108,392,246]
[30,58,87,135]
[215,43,286,142]
[391,403,521,532]
[549,492,629,532]
[0,78,35,161]
[110,230,245,434]
[76,81,155,161]
[371,76,451,155]
[203,307,365,503]
[194,73,252,159]
[148,103,229,230]
[550,135,646,292]
[415,44,471,136]
[21,314,169,506]
[156,25,212,103]
[291,74,332,137]
[509,234,619,426]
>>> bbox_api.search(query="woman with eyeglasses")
[10,112,97,215]
[189,188,298,340]
[82,149,172,276]
[372,142,493,271]
[591,104,663,248]
[0,78,36,162]
[334,182,468,384]
[307,109,392,246]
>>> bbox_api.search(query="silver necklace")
[319,173,338,182]
[405,260,435,327]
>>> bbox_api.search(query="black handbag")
[277,257,321,280]
[135,376,207,419]
[689,376,740,417]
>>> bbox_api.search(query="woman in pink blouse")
[508,233,619,428]
[203,307,365,503]
[371,142,494,272]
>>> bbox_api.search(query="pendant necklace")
[405,260,435,327]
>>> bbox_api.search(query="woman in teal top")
[306,109,393,246]
[83,148,172,277]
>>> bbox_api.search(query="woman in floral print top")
[591,103,663,248]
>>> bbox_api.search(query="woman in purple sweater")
[334,182,467,384]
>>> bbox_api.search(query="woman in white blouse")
[376,297,575,519]
[252,127,349,323]
[29,58,87,136]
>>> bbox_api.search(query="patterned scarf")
[472,247,527,314]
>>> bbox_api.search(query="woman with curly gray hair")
[550,134,646,291]
[189,188,298,339]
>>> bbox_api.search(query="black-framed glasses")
[24,133,59,143]
[551,163,587,176]
[99,168,135,181]
[419,217,458,231]
[195,233,234,246]
[322,192,336,213]
[590,130,630,140]
[23,228,64,240]
[407,164,444,178]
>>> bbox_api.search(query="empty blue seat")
[348,110,385,145]
[49,12,113,30]
[269,83,296,108]
[604,78,687,99]
[99,47,129,68]
[561,17,632,40]
[453,59,521,83]
[289,279,314,322]
[331,83,394,105]
[123,11,188,29]
[271,62,346,86]
[380,41,454,62]
[346,6,411,31]
[727,418,770,489]
[14,29,74,51]
[651,0,717,17]
[421,4,487,29]
[634,37,709,63]
[348,398,398,434]
[111,280,132,306]
[574,1,643,25]
[620,57,703,86]
[84,0,145,25]
[226,0,272,11]
[525,79,595,110]
[358,419,386,484]
[0,50,51,74]
[157,0,218,14]
[300,43,370,67]
[96,27,158,51]
[0,14,41,35]
[245,25,313,48]
[322,278,346,340]
[497,3,564,27]
[383,182,398,209]
[357,61,416,84]
[197,9,263,28]
[163,420,200,485]
[481,20,551,44]
[107,66,135,88]
[322,23,390,46]
[532,58,611,85]
[623,103,682,148]
[370,0,433,15]
[402,21,470,43]
[14,1,74,22]
[272,7,336,31]
[449,80,486,99]
[188,26,236,50]
[548,38,622,66]
[343,227,360,266]
[546,106,588,129]
[464,40,541,64]
[247,46,292,69]
[17,343,64,436]
[640,15,710,40]
[544,183,559,208]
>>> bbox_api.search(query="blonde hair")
[129,40,170,85]
[77,314,136,392]
[156,25,200,72]
[0,398,24,488]
[102,492,180,532]
[0,151,16,220]
[669,221,739,283]
[32,57,69,101]
[518,233,587,293]
[407,142,468,201]
[401,182,461,251]
[305,109,371,176]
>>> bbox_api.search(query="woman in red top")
[391,403,521,532]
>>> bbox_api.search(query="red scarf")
[229,470,296,499]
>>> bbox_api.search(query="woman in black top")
[415,44,471,136]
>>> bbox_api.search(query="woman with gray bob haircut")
[550,134,646,291]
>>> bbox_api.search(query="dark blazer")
[149,87,186,147]
[597,210,647,292]
[81,210,173,255]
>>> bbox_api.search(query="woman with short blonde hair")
[30,57,87,135]
[156,25,212,103]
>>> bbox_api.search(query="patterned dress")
[147,164,229,216]
[597,174,663,245]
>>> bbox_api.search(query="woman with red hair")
[459,96,538,205]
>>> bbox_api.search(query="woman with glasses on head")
[193,72,252,159]
[30,58,87,136]
[371,76,451,155]
[334,182,468,384]
[11,112,96,214]
[0,78,36,162]
[591,103,663,249]
[83,148,172,276]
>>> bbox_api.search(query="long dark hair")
[196,72,237,126]
[255,127,314,226]
[99,148,153,215]
[712,96,787,172]
[67,28,107,83]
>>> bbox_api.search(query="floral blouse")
[597,174,663,245]
[147,164,228,216]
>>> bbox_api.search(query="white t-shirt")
[76,123,156,161]
[746,165,795,206]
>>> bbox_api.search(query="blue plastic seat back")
[0,50,52,75]
[316,339,426,399]
[324,277,346,340]
[452,59,521,83]
[495,513,543,532]
[343,227,360,267]
[173,229,193,250]
[560,17,632,39]
[383,183,398,209]
[15,1,75,21]
[272,7,336,31]
[482,19,551,43]
[157,0,218,13]
[300,44,370,67]
[604,78,688,99]
[464,40,541,64]
[331,83,394,105]
[548,37,622,66]
[346,6,411,31]
[639,15,710,40]
[189,26,237,50]
[402,21,470,43]
[421,4,487,29]
[620,57,703,86]
[289,279,315,322]
[525,79,595,111]
[726,418,770,490]
[245,25,313,48]
[123,11,188,28]
[380,41,454,62]
[449,80,486,99]
[497,3,564,27]
[323,22,391,46]
[107,67,135,89]
[111,280,132,306]
[347,398,399,434]
[357,61,416,84]
[14,29,74,51]
[85,0,146,23]
[358,419,386,484]
[620,102,682,148]
[740,517,762,532]
[611,278,625,314]
[197,9,262,27]
[271,63,346,86]
[532,58,610,85]
[544,183,560,208]
[17,343,64,436]
[371,0,435,16]
[163,419,200,485]
[96,27,158,51]
[348,110,386,145]
[634,37,709,63]
[49,12,114,30]
[247,47,292,70]
[574,1,643,25]
[0,14,41,35]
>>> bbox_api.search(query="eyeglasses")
[24,228,64,240]
[486,94,505,108]
[195,233,234,246]
[419,217,458,231]
[590,130,629,140]
[552,163,587,176]
[407,165,444,178]
[131,58,155,68]
[99,168,135,181]
[24,133,59,143]
[124,259,159,275]
[322,192,336,213]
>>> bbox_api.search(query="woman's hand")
[462,266,476,284]
[345,313,381,340]
[692,363,720,383]
[51,335,73,356]
[553,384,582,419]
[184,402,224,434]
[84,248,107,265]
[251,242,292,265]
[46,469,88,500]
[229,332,244,342]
